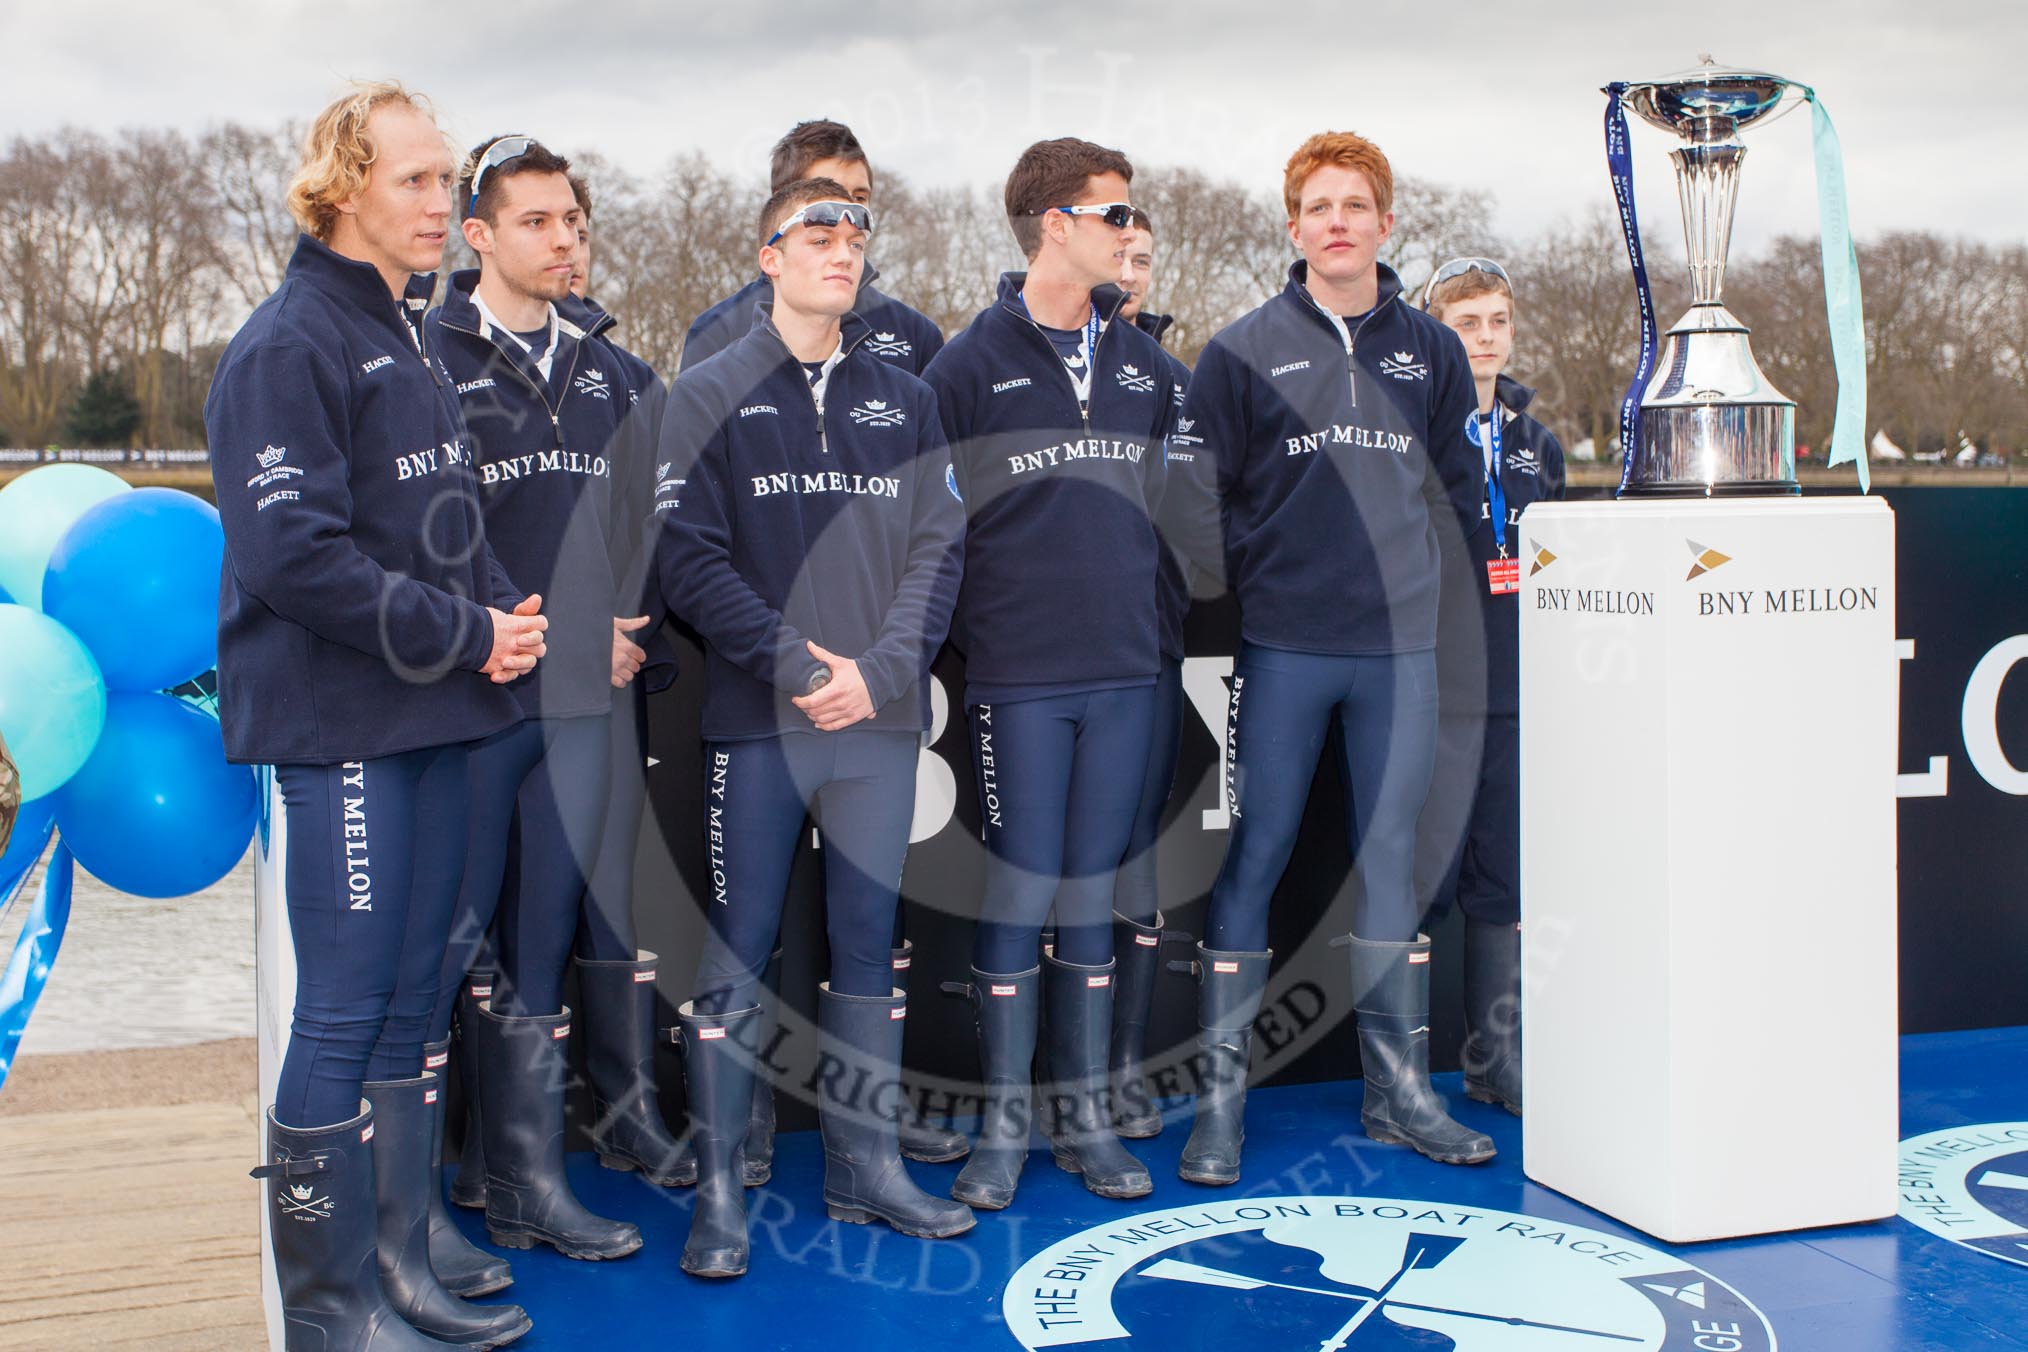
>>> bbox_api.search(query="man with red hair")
[1162,130,1488,1181]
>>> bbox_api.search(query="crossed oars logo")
[1139,1232,1640,1348]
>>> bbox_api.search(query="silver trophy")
[1617,58,1802,497]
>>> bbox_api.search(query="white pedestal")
[1518,497,1899,1243]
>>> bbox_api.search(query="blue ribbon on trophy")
[1801,87,1868,491]
[1602,81,1659,496]
[1602,61,1868,497]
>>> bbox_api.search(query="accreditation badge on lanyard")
[1469,410,1520,596]
[1060,303,1101,406]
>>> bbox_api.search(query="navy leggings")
[1207,645,1438,953]
[1417,712,1520,927]
[578,677,647,962]
[692,730,916,1014]
[274,744,469,1127]
[1114,659,1184,927]
[429,714,611,1035]
[970,684,1156,973]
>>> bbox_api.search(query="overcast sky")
[5,1,2021,260]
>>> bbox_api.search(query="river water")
[4,848,255,1055]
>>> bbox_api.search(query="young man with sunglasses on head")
[220,83,543,1350]
[1414,257,1566,1119]
[423,134,663,1267]
[680,119,944,376]
[654,179,972,1278]
[1161,131,1488,1184]
[923,138,1180,1211]
[1106,206,1195,1139]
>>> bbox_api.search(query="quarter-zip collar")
[1133,310,1176,345]
[436,269,593,414]
[286,232,437,354]
[994,270,1131,326]
[1283,258,1404,337]
[1494,372,1536,416]
[750,305,873,455]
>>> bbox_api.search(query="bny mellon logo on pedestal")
[1528,539,1558,577]
[1685,539,1733,581]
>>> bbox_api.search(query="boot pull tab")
[250,1150,335,1182]
[937,980,974,1000]
[1165,959,1201,979]
[1161,927,1197,948]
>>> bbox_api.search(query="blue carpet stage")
[449,1027,2028,1350]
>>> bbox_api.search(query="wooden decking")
[0,1041,264,1350]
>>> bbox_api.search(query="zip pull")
[1346,346,1358,408]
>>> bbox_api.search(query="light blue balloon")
[51,692,255,899]
[0,795,55,897]
[0,606,106,800]
[44,488,224,693]
[0,465,130,610]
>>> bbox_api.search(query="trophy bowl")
[1612,58,1804,497]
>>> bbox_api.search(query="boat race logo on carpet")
[1003,1196,1775,1349]
[1898,1122,2028,1269]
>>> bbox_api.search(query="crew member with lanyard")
[423,135,663,1266]
[1161,131,1488,1183]
[654,179,973,1278]
[1416,256,1566,1118]
[923,138,1180,1211]
[219,83,545,1349]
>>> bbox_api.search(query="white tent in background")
[1956,433,1980,466]
[1870,428,1907,461]
[1570,437,1597,461]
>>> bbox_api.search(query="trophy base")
[1620,398,1797,500]
[1618,479,1802,499]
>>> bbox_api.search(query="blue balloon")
[43,488,224,693]
[0,464,130,610]
[0,605,107,800]
[0,795,55,897]
[51,692,256,899]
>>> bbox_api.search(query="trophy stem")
[1671,142,1744,306]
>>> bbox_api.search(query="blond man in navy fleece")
[218,82,542,1351]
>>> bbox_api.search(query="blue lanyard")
[1603,83,1659,495]
[1468,409,1508,556]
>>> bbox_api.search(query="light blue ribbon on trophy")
[0,838,73,1091]
[1602,83,1659,495]
[1801,87,1869,492]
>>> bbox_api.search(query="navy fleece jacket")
[1162,260,1480,657]
[205,234,521,765]
[653,309,964,741]
[922,274,1181,703]
[426,273,660,719]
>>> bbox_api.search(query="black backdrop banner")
[628,487,2028,1130]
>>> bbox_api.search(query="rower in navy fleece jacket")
[422,272,657,1026]
[654,305,964,1007]
[922,273,1180,975]
[680,268,944,375]
[207,232,527,1127]
[1418,371,1565,929]
[1163,259,1481,953]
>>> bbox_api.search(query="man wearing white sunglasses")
[924,137,1180,1213]
[654,177,972,1277]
